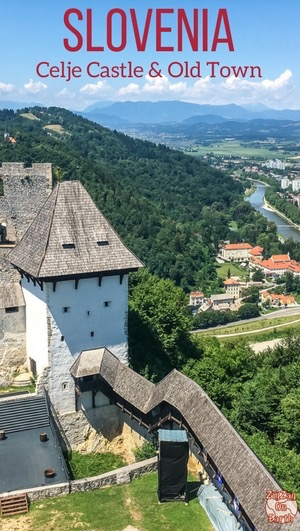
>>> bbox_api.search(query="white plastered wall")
[22,278,48,374]
[25,274,129,414]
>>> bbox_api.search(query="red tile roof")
[260,259,289,271]
[223,278,239,285]
[259,258,300,273]
[270,254,290,263]
[223,243,252,250]
[249,246,264,256]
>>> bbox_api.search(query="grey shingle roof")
[8,181,143,279]
[78,348,300,531]
[70,348,111,378]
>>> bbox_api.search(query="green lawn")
[68,451,126,479]
[216,262,247,280]
[0,385,35,395]
[1,473,213,531]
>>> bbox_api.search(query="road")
[191,306,300,335]
[216,317,300,338]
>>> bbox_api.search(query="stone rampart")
[0,457,157,502]
[0,162,52,242]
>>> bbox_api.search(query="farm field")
[183,140,296,159]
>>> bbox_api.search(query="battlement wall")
[0,162,52,241]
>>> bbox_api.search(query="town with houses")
[189,242,299,315]
[207,154,300,208]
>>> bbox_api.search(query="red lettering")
[178,9,198,52]
[156,9,174,52]
[212,9,234,51]
[87,8,104,51]
[107,9,127,51]
[36,62,49,78]
[63,9,83,52]
[87,62,100,78]
[202,8,208,52]
[130,9,153,51]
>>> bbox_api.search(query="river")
[247,183,300,242]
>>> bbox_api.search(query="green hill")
[0,106,243,289]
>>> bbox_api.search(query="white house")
[189,291,204,306]
[292,179,300,193]
[221,243,253,262]
[8,181,143,414]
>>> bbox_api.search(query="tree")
[252,268,264,282]
[237,303,260,319]
[284,271,294,293]
[277,390,300,452]
[183,337,257,411]
[128,269,194,380]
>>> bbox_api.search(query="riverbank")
[263,199,300,232]
[247,181,300,241]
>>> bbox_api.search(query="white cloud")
[23,79,47,94]
[111,69,295,108]
[118,83,140,95]
[0,82,15,94]
[261,69,292,90]
[169,81,188,93]
[80,81,110,95]
[56,88,76,99]
[143,74,170,93]
[55,68,297,110]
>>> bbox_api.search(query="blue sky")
[0,0,299,110]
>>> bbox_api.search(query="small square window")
[63,307,70,313]
[90,331,94,337]
[5,306,19,314]
[87,311,90,316]
[104,301,111,307]
[61,335,64,341]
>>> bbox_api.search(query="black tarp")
[158,429,188,502]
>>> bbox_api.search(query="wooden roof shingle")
[8,181,143,279]
[90,348,300,531]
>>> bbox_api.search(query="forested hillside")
[127,270,300,499]
[0,107,243,289]
[1,108,299,500]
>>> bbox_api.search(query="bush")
[133,441,157,462]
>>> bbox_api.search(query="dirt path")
[0,515,32,531]
[250,338,283,353]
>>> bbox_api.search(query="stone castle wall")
[0,163,53,382]
[0,162,52,242]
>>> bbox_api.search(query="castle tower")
[0,162,52,243]
[9,181,143,413]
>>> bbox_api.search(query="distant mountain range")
[78,100,300,126]
[1,99,300,140]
